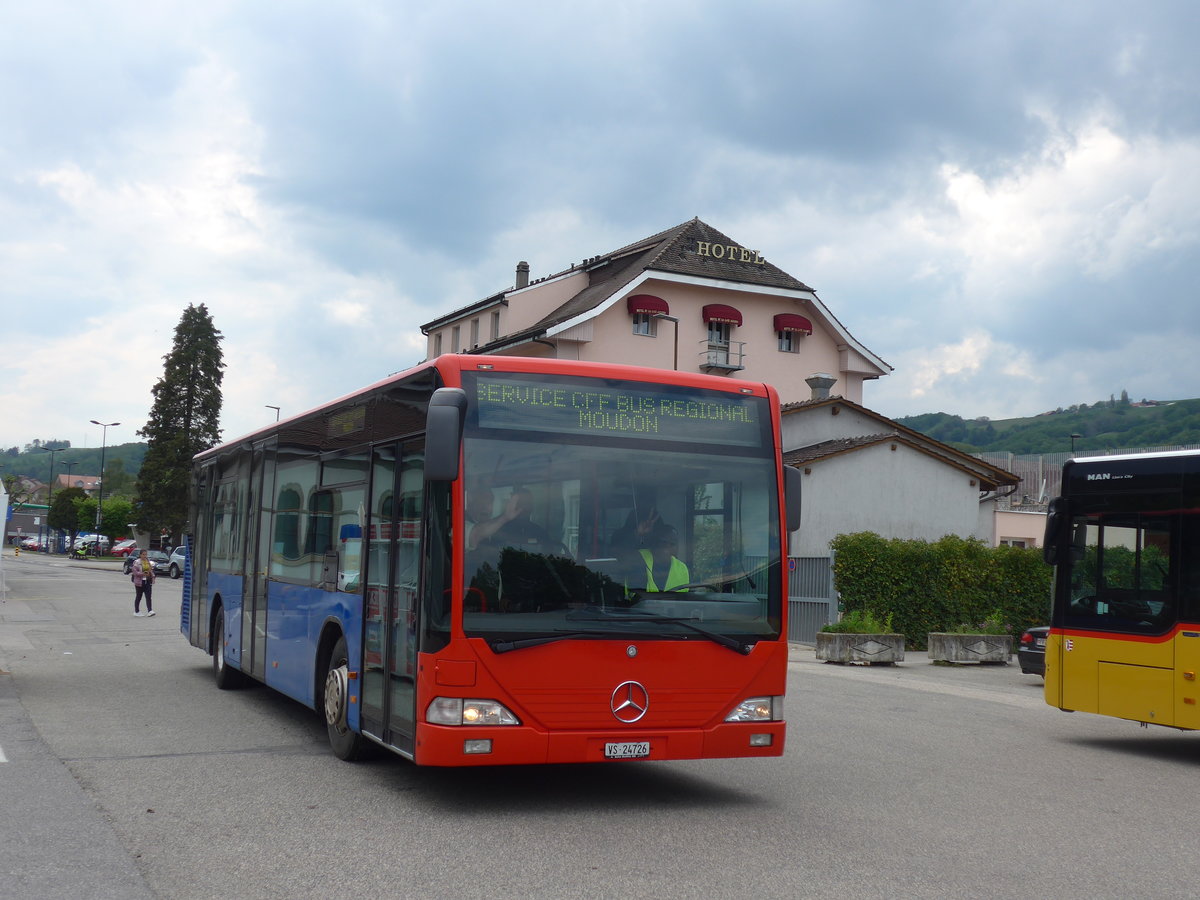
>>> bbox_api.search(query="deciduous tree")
[49,486,87,551]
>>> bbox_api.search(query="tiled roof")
[526,218,814,333]
[642,218,814,292]
[783,433,900,466]
[423,217,818,336]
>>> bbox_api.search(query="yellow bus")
[1042,449,1200,728]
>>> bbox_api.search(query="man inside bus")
[465,488,495,538]
[469,487,555,552]
[609,506,661,555]
[628,523,690,593]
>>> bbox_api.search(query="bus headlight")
[724,696,783,722]
[426,697,520,726]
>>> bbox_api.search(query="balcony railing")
[699,341,745,373]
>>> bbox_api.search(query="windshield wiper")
[490,629,614,654]
[567,606,753,655]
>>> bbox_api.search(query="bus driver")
[629,523,690,593]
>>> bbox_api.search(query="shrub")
[830,532,1051,649]
[941,611,1009,635]
[821,607,894,634]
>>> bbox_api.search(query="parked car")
[72,535,111,553]
[165,546,187,579]
[1018,625,1049,677]
[111,539,139,557]
[124,550,168,576]
[20,536,46,551]
[152,549,184,578]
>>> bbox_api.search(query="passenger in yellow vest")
[633,524,690,593]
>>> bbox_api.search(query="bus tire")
[324,636,366,761]
[212,605,244,690]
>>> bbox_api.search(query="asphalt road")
[2,550,1199,899]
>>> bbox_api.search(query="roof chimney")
[805,373,837,401]
[515,260,530,289]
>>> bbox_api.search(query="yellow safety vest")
[636,549,689,592]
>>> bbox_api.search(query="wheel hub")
[324,664,349,732]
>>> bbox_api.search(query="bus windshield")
[458,372,781,649]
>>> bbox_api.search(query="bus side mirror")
[784,465,802,533]
[1042,497,1064,565]
[425,388,468,482]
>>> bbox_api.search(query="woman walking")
[131,549,157,617]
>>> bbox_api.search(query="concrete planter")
[815,632,905,665]
[927,633,1012,664]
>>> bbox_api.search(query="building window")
[451,325,461,351]
[1000,538,1031,549]
[632,313,657,336]
[433,333,442,357]
[470,318,480,347]
[707,321,731,365]
[777,330,798,353]
[491,311,500,340]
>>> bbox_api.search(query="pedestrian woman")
[131,549,156,617]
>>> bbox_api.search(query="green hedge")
[829,532,1051,650]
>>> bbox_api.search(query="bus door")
[1083,515,1177,725]
[240,444,274,682]
[361,439,424,755]
[1173,514,1200,728]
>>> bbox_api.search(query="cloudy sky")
[3,0,1198,453]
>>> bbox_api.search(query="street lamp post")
[652,313,680,371]
[265,405,280,421]
[90,420,119,548]
[36,446,66,552]
[1070,433,1082,455]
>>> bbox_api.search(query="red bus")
[183,355,800,765]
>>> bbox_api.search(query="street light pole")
[38,446,65,505]
[652,313,680,371]
[37,446,65,552]
[90,420,119,547]
[265,405,280,421]
[1070,433,1082,455]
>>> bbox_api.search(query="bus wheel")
[324,636,365,761]
[212,605,244,690]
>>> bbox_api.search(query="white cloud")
[4,1,1200,450]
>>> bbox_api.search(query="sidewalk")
[787,638,1048,710]
[0,551,156,899]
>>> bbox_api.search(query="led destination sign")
[471,375,765,448]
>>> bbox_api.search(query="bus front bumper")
[414,720,786,766]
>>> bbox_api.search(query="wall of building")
[780,403,880,447]
[559,281,865,406]
[789,443,990,557]
[993,509,1047,548]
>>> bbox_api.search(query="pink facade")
[421,218,891,406]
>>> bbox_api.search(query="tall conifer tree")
[135,304,225,540]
